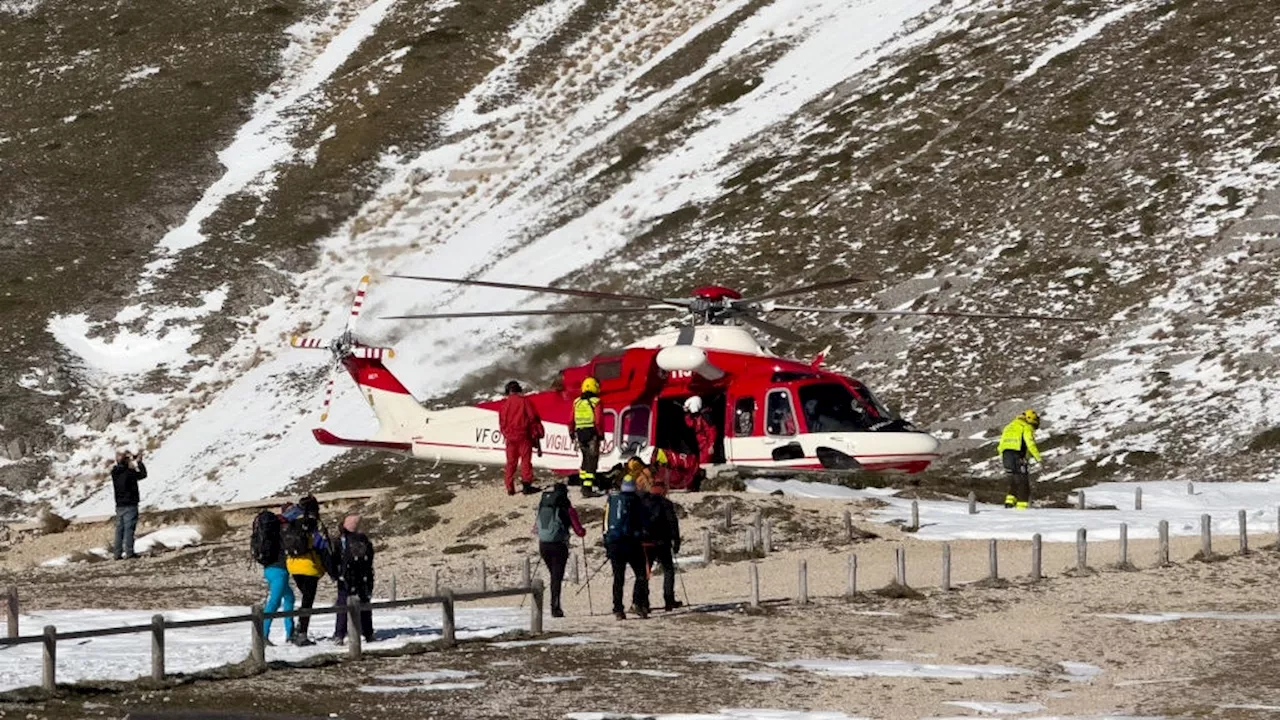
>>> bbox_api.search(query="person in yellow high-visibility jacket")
[568,377,605,498]
[997,409,1041,510]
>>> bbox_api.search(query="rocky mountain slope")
[1,0,1278,516]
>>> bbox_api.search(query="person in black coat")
[642,480,683,612]
[110,450,147,560]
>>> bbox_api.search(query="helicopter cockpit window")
[619,406,650,456]
[799,383,883,432]
[593,359,623,381]
[733,397,755,436]
[765,390,797,436]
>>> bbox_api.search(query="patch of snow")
[530,674,584,684]
[1015,2,1148,82]
[358,681,485,692]
[0,605,524,691]
[374,669,471,682]
[770,658,1031,680]
[690,653,757,664]
[567,712,869,720]
[0,0,39,15]
[609,668,683,679]
[40,524,202,566]
[490,635,603,648]
[1096,612,1280,624]
[942,701,1047,715]
[1057,662,1104,683]
[737,671,782,683]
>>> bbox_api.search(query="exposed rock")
[84,400,132,432]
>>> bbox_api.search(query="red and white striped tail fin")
[319,374,336,422]
[349,274,371,323]
[290,336,328,350]
[351,346,395,360]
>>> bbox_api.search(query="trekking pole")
[581,535,593,616]
[576,556,610,595]
[678,563,691,608]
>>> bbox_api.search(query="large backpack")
[535,491,569,543]
[342,533,374,587]
[250,510,281,566]
[604,493,639,544]
[281,517,312,558]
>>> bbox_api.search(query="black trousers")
[292,574,320,635]
[607,542,648,614]
[539,541,570,612]
[576,428,600,482]
[335,583,373,642]
[649,544,677,607]
[1002,450,1030,503]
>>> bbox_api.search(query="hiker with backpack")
[641,479,683,612]
[604,477,650,620]
[283,497,331,646]
[251,508,295,644]
[533,483,586,618]
[331,514,375,645]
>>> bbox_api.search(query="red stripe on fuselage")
[343,356,411,394]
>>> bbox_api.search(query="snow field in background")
[748,479,1280,542]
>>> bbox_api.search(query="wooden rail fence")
[0,581,544,693]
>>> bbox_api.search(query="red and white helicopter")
[291,275,1077,489]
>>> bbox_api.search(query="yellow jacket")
[997,417,1040,462]
[287,551,325,577]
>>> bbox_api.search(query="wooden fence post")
[1238,510,1248,554]
[967,492,977,515]
[702,528,713,564]
[347,595,362,660]
[987,539,999,580]
[479,559,488,593]
[530,579,544,634]
[1187,481,1194,495]
[41,625,55,693]
[1119,523,1129,566]
[1158,520,1170,566]
[1134,487,1142,510]
[5,586,17,639]
[752,511,763,539]
[151,614,165,683]
[521,557,532,588]
[390,574,398,602]
[763,521,773,555]
[798,560,809,604]
[842,510,853,541]
[1078,491,1086,510]
[250,604,265,669]
[846,555,857,596]
[941,544,952,591]
[1031,534,1042,581]
[895,548,907,586]
[749,564,761,608]
[743,528,754,555]
[1201,514,1212,557]
[1076,528,1088,571]
[910,501,919,531]
[432,568,441,596]
[441,591,457,647]
[570,554,580,584]
[723,504,732,531]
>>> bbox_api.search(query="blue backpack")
[605,493,638,544]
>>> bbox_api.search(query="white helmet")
[683,396,703,414]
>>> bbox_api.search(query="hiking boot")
[664,600,684,612]
[551,607,565,618]
[636,608,650,620]
[581,486,601,498]
[521,484,542,495]
[332,636,346,646]
[613,611,626,621]
[289,633,314,647]
[506,488,516,496]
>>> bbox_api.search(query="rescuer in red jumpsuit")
[499,380,544,495]
[683,396,717,465]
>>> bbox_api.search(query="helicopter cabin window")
[799,383,883,432]
[593,359,623,382]
[765,390,797,436]
[619,405,651,457]
[733,397,755,436]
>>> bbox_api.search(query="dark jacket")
[333,529,375,591]
[111,461,147,506]
[642,494,681,553]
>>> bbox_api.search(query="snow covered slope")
[3,0,1278,515]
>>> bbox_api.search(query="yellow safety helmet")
[1021,409,1041,429]
[654,448,669,465]
[581,377,600,394]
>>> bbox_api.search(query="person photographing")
[111,450,147,560]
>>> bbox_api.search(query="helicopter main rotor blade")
[735,275,872,304]
[738,313,808,343]
[389,274,684,307]
[768,304,1091,323]
[381,305,678,320]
